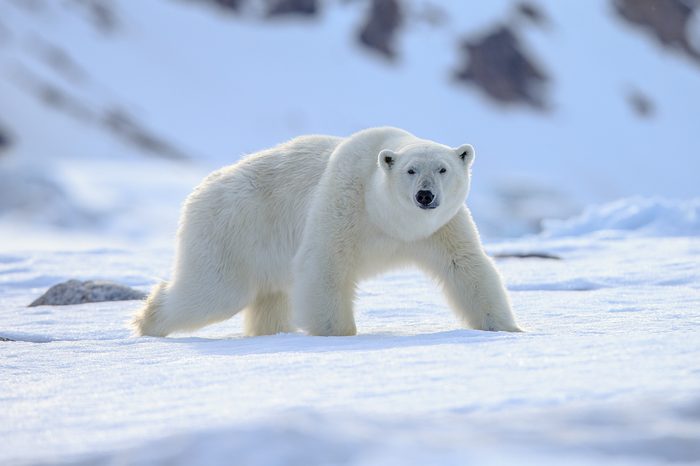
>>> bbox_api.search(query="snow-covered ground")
[2,198,700,465]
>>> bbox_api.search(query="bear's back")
[241,134,343,198]
[177,134,344,289]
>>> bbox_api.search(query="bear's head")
[370,141,475,241]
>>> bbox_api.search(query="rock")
[190,0,245,14]
[515,2,549,28]
[215,0,244,11]
[454,25,549,110]
[627,89,655,118]
[72,0,120,33]
[613,0,700,64]
[358,0,403,59]
[0,127,10,151]
[29,279,146,307]
[102,109,188,161]
[267,0,318,17]
[31,39,88,84]
[17,69,95,122]
[0,336,14,342]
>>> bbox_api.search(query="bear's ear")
[378,149,397,171]
[454,144,475,167]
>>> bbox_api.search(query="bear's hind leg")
[244,291,293,336]
[132,278,251,337]
[132,281,170,337]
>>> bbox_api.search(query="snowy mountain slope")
[2,199,700,465]
[1,0,699,242]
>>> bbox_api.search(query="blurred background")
[1,0,699,248]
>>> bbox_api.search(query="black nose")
[415,190,435,206]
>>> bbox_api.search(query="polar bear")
[132,127,521,337]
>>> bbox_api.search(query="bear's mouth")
[416,199,439,210]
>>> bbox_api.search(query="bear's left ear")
[454,144,475,167]
[378,149,397,171]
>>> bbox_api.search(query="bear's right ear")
[378,149,397,171]
[453,144,475,167]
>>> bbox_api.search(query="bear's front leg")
[292,239,358,337]
[416,207,522,332]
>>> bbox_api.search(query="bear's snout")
[415,190,436,209]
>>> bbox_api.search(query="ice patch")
[542,197,700,238]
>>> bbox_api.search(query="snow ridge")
[541,197,700,238]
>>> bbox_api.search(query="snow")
[2,1,700,464]
[541,197,700,238]
[2,225,700,465]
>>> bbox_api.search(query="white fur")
[132,127,521,337]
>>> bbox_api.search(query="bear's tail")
[131,281,169,337]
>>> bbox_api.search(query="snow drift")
[542,197,700,238]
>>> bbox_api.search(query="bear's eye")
[407,169,416,175]
[439,168,447,174]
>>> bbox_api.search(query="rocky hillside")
[1,0,699,243]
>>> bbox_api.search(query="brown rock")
[358,0,403,59]
[0,127,9,151]
[267,0,318,17]
[29,279,146,307]
[614,0,700,64]
[455,25,549,110]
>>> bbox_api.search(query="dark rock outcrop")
[454,25,549,110]
[627,89,655,118]
[613,0,700,64]
[515,1,549,28]
[72,0,120,33]
[193,0,244,13]
[267,0,318,17]
[29,279,146,307]
[14,66,188,160]
[215,0,244,11]
[16,70,95,122]
[31,39,88,84]
[358,0,403,59]
[0,336,14,342]
[0,127,10,151]
[102,109,188,161]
